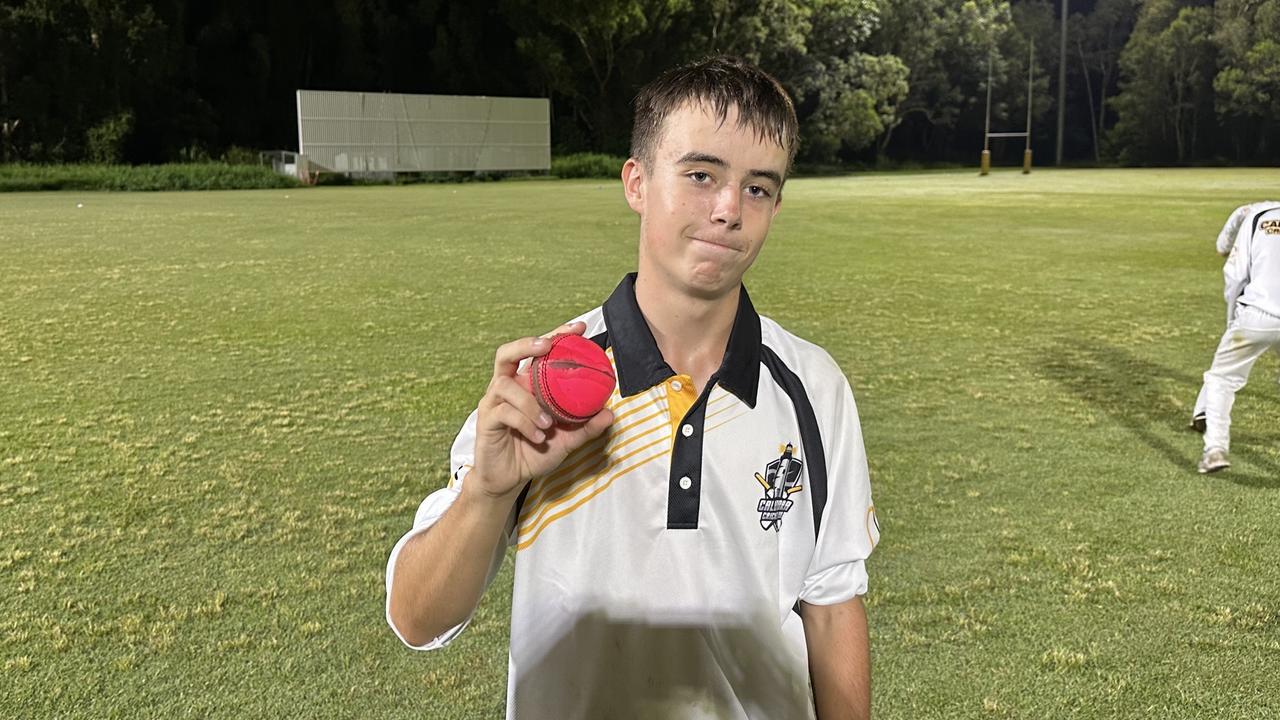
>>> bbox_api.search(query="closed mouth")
[691,236,740,252]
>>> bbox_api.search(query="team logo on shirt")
[1262,219,1280,235]
[754,443,804,532]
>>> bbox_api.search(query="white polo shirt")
[386,274,880,719]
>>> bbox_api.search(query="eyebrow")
[676,152,783,187]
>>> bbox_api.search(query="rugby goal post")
[981,41,1035,176]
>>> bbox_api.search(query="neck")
[633,273,739,393]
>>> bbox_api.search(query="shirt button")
[681,424,693,437]
[679,476,692,490]
[670,380,683,392]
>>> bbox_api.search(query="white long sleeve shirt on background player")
[1225,207,1280,320]
[385,274,880,720]
[1216,202,1280,256]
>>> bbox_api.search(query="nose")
[710,185,741,230]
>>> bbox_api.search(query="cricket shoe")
[1197,447,1230,474]
[1189,413,1206,434]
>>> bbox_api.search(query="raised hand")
[468,321,614,500]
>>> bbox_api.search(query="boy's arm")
[801,596,871,720]
[796,365,877,719]
[388,478,522,646]
[388,325,613,647]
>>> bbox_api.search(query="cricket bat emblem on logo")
[755,443,804,532]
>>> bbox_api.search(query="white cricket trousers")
[1203,305,1280,451]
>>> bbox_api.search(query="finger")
[513,367,534,394]
[490,375,553,430]
[540,320,587,339]
[493,336,551,378]
[489,403,547,445]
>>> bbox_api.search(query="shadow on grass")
[1039,338,1280,489]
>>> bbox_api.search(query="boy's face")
[623,101,788,301]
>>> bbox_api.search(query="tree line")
[1,0,1277,167]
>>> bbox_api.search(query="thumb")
[580,408,614,440]
[555,407,614,449]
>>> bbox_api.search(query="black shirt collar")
[601,273,761,408]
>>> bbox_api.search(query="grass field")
[3,168,1279,719]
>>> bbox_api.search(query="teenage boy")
[387,56,879,719]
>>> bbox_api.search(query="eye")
[688,171,711,184]
[746,185,772,199]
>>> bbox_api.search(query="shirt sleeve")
[384,409,513,650]
[798,368,879,606]
[1216,204,1251,256]
[1224,218,1253,324]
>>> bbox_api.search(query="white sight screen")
[297,90,550,173]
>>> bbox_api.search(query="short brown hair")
[630,55,799,176]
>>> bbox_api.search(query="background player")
[1190,201,1280,432]
[1197,205,1280,473]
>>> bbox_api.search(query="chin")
[683,269,739,300]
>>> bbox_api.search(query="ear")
[622,157,645,214]
[771,189,784,219]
